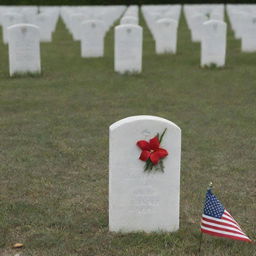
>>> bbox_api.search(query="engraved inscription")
[15,40,35,62]
[131,186,160,215]
[141,129,151,139]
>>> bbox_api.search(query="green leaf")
[144,159,152,172]
[159,160,164,172]
[159,128,167,144]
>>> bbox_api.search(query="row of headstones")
[62,5,180,72]
[80,5,140,59]
[5,5,256,76]
[183,6,226,67]
[58,5,172,72]
[120,5,139,25]
[4,6,128,76]
[184,5,224,43]
[117,5,224,70]
[78,5,140,59]
[0,6,59,43]
[1,13,229,75]
[79,3,252,71]
[61,6,126,41]
[142,5,181,54]
[60,5,141,65]
[184,4,256,53]
[74,4,256,63]
[184,4,225,37]
[142,5,226,67]
[226,4,256,52]
[3,6,129,76]
[60,6,126,58]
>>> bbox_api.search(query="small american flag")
[201,189,251,242]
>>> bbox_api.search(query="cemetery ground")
[0,14,255,256]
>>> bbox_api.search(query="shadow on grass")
[11,72,42,78]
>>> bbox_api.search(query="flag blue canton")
[203,189,225,219]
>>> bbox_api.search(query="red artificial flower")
[136,136,168,165]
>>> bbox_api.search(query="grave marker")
[8,24,41,76]
[109,115,181,232]
[81,19,105,58]
[155,18,178,54]
[201,20,227,67]
[114,24,143,74]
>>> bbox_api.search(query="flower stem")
[159,128,167,144]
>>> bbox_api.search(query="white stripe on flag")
[201,219,245,235]
[223,211,240,226]
[202,214,240,229]
[223,213,235,221]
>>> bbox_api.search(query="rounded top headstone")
[110,115,181,131]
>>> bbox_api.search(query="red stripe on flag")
[221,216,240,227]
[201,223,245,236]
[202,217,240,230]
[201,229,252,242]
[224,211,234,219]
[223,211,240,225]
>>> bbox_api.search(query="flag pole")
[198,182,213,254]
[198,232,203,254]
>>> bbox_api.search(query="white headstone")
[210,13,223,21]
[201,20,227,67]
[114,24,143,74]
[81,19,105,58]
[22,13,37,25]
[36,13,53,42]
[70,13,85,41]
[155,18,178,54]
[21,6,38,16]
[233,11,249,39]
[164,9,180,21]
[241,17,256,52]
[8,24,41,76]
[190,14,208,42]
[147,12,162,41]
[120,16,138,25]
[109,115,181,232]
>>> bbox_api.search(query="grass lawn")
[0,11,255,256]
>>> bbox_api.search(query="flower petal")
[157,148,168,159]
[139,150,150,161]
[150,151,161,165]
[149,136,160,150]
[137,140,150,150]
